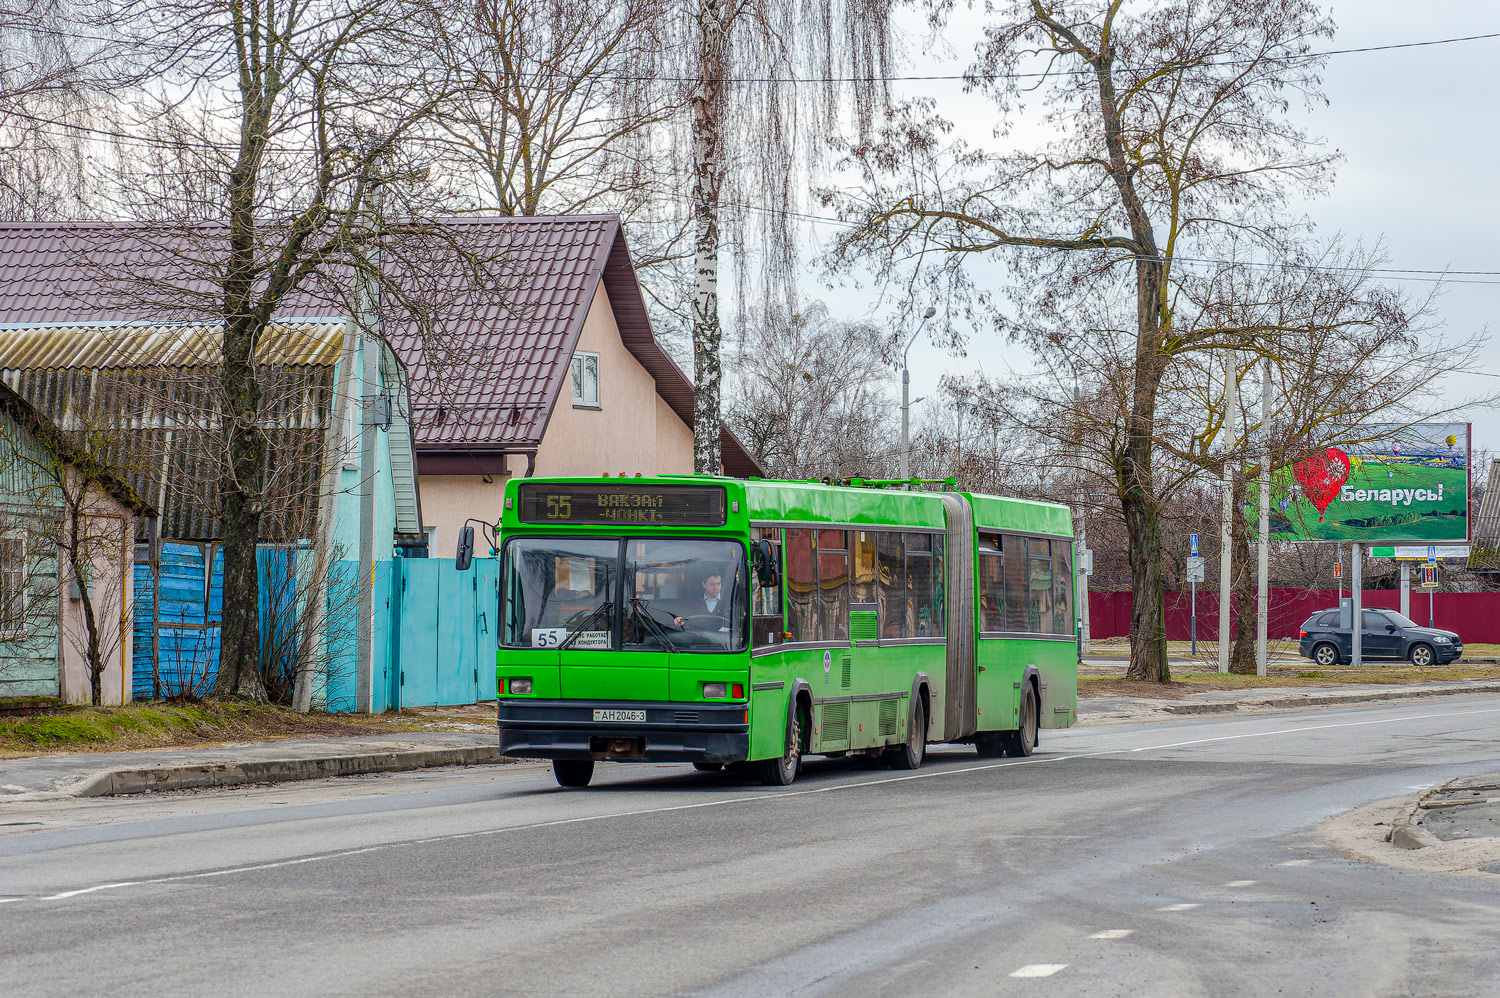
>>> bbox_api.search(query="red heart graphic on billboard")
[1294,448,1351,523]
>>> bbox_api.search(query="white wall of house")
[422,473,510,559]
[534,288,690,477]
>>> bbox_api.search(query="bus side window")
[931,535,945,636]
[1028,538,1053,634]
[1053,542,1073,634]
[784,527,815,642]
[851,530,878,605]
[816,530,850,642]
[877,531,905,638]
[1003,534,1030,632]
[904,532,933,637]
[977,533,1003,631]
[751,527,783,647]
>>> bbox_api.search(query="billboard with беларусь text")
[1254,423,1470,543]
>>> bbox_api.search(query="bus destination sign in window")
[519,484,728,526]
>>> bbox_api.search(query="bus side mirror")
[754,539,779,588]
[455,525,474,572]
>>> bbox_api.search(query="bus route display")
[518,483,727,526]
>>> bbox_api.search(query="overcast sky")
[809,1,1500,454]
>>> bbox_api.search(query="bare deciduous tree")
[829,0,1352,679]
[726,300,894,480]
[84,0,510,700]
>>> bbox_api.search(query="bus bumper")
[498,699,751,764]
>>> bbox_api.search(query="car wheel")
[1409,643,1435,667]
[1313,642,1340,668]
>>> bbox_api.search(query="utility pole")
[1256,358,1271,676]
[899,306,936,482]
[1351,543,1363,666]
[354,144,384,715]
[1217,352,1238,674]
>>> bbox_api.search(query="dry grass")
[0,700,427,759]
[1079,663,1500,699]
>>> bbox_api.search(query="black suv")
[1298,608,1462,667]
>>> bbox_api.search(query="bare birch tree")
[0,0,112,218]
[682,0,898,473]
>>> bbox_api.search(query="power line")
[11,24,1500,85]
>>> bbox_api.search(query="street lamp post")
[900,306,937,481]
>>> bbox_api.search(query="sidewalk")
[0,730,505,802]
[1080,678,1500,724]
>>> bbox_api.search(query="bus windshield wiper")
[558,599,614,650]
[629,598,678,652]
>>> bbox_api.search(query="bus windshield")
[502,537,748,653]
[503,538,619,650]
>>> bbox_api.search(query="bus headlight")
[508,678,533,694]
[703,682,727,699]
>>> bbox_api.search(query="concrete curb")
[1162,681,1500,716]
[74,745,508,797]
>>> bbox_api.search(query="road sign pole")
[1430,586,1435,628]
[1191,579,1197,655]
[1351,543,1363,668]
[1400,563,1410,620]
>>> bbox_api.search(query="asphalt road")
[4,696,1500,997]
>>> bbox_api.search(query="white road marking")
[1280,860,1313,866]
[1224,880,1256,887]
[1088,929,1133,939]
[1157,903,1200,912]
[1010,964,1067,978]
[17,703,1500,905]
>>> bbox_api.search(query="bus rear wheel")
[757,711,802,786]
[887,698,927,770]
[553,759,594,788]
[1001,684,1038,758]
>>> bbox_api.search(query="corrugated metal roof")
[1468,458,1500,572]
[0,319,347,369]
[0,367,331,541]
[0,217,766,477]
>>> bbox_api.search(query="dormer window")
[570,352,599,407]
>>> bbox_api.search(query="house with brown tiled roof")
[386,214,763,556]
[0,215,763,561]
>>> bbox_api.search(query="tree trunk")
[1123,258,1169,682]
[213,163,269,700]
[1229,473,1257,674]
[689,0,726,474]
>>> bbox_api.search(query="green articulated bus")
[473,475,1078,788]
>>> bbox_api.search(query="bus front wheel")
[757,709,803,786]
[553,759,594,788]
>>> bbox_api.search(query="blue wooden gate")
[394,558,499,708]
[132,541,219,700]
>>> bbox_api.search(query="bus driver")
[674,574,725,627]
